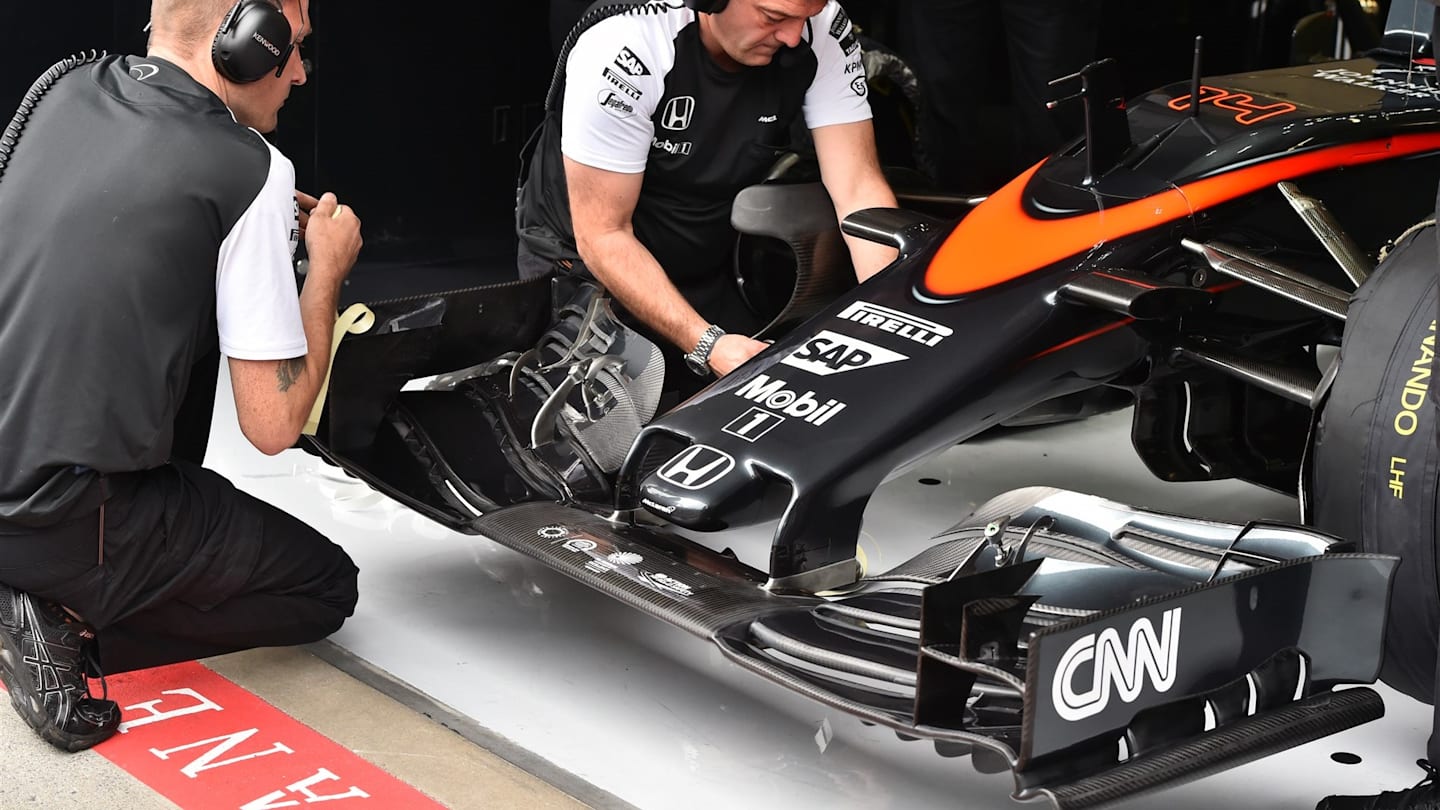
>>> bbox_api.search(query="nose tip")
[777,21,804,47]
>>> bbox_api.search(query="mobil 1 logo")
[734,374,847,426]
[781,330,907,376]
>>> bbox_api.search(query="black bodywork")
[297,17,1440,809]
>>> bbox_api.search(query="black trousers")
[0,460,358,675]
[896,0,1102,191]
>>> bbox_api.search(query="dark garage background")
[0,1,1369,273]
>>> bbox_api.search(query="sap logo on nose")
[1052,608,1183,722]
[656,445,735,490]
[781,330,907,376]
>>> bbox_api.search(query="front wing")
[470,488,1396,808]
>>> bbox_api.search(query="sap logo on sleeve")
[614,47,651,77]
[656,445,735,490]
[781,331,907,376]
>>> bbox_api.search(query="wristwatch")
[684,324,726,376]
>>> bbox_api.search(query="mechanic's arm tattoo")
[276,357,305,392]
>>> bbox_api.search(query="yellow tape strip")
[302,302,376,436]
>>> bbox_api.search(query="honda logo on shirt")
[661,96,696,131]
[656,445,735,490]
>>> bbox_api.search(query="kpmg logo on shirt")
[603,67,643,100]
[661,96,696,131]
[614,47,651,77]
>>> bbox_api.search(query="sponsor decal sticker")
[603,67,643,100]
[661,96,696,131]
[734,375,847,426]
[1311,67,1440,100]
[840,31,860,55]
[838,301,953,347]
[129,63,159,81]
[1051,608,1183,722]
[844,59,864,75]
[1165,85,1296,126]
[597,90,636,118]
[758,114,779,123]
[614,46,651,77]
[640,571,694,597]
[652,137,693,156]
[657,445,735,490]
[850,76,868,97]
[829,8,851,39]
[723,407,785,442]
[781,330,908,376]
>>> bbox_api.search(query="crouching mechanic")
[0,0,362,752]
[516,0,899,395]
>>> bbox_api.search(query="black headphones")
[683,0,730,13]
[212,0,295,83]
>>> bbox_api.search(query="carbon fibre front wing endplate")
[471,490,1397,809]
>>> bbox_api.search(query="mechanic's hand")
[303,192,362,286]
[708,333,769,377]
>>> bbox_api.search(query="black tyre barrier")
[1311,221,1440,706]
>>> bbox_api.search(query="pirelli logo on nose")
[838,301,953,347]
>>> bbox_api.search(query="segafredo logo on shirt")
[838,301,953,347]
[734,375,847,426]
[1051,608,1183,722]
[614,47,651,77]
[598,90,635,118]
[781,331,907,376]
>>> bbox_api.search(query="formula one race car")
[295,2,1440,807]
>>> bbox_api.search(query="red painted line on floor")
[68,661,449,810]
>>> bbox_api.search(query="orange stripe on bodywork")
[925,133,1440,298]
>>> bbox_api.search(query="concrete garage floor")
[0,371,1431,809]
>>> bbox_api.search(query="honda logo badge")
[656,444,734,490]
[661,96,696,131]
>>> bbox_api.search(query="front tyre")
[1310,220,1439,706]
